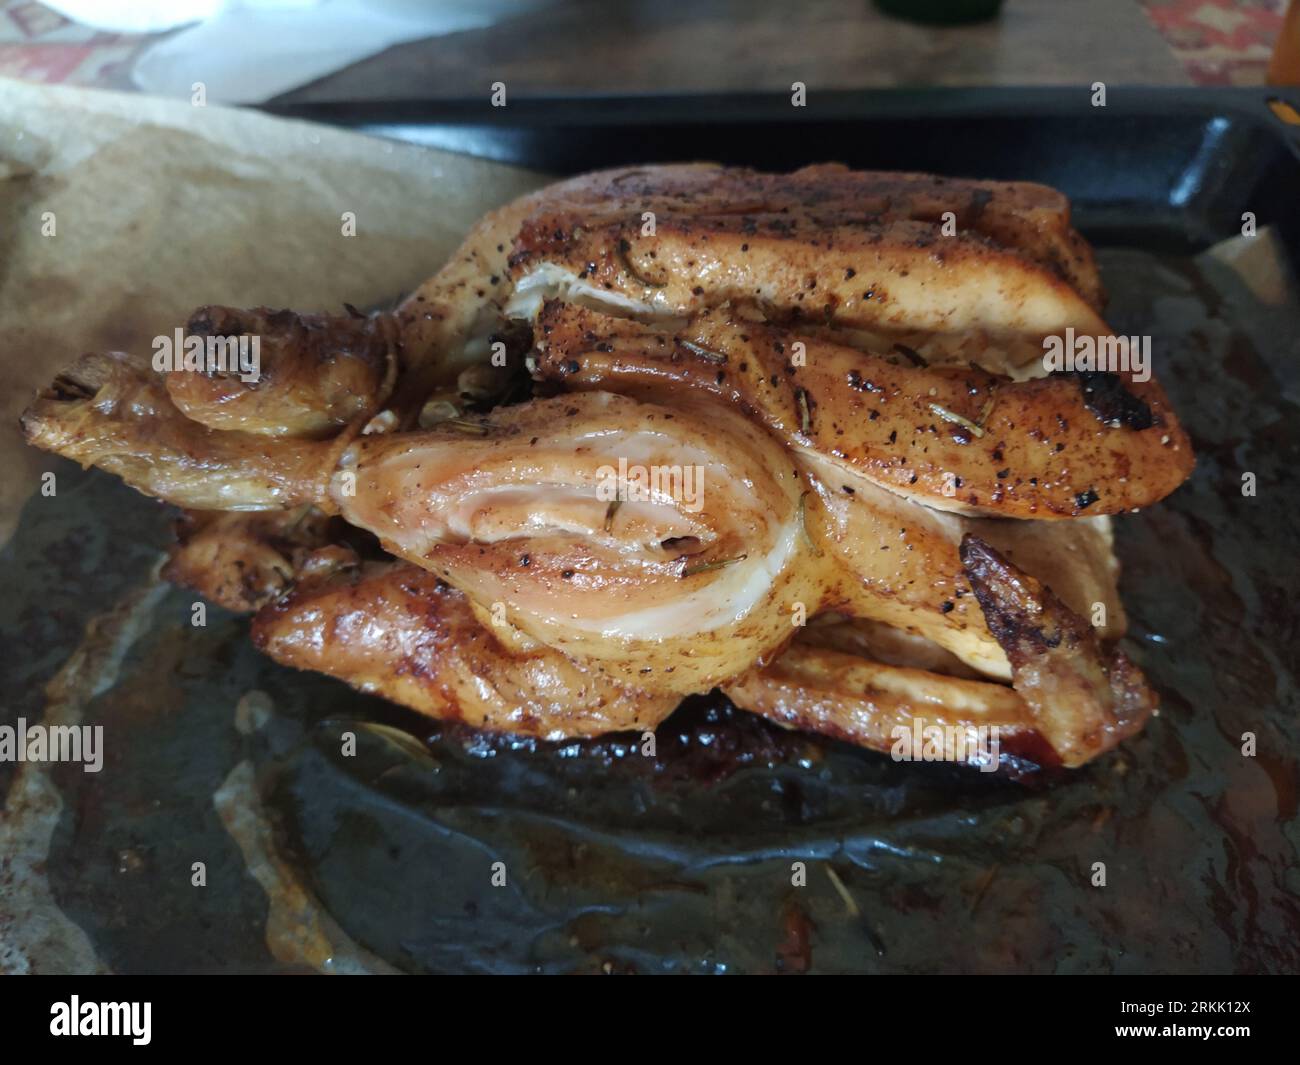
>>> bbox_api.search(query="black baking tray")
[264,87,1300,258]
[5,89,1299,974]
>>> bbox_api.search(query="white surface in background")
[38,0,549,103]
[39,0,222,33]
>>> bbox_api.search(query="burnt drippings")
[960,535,1070,660]
[1062,369,1154,430]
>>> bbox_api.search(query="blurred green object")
[874,0,1004,25]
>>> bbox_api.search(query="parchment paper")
[0,75,546,544]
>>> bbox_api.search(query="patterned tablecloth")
[1144,0,1291,82]
[0,1,1291,95]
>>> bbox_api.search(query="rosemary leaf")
[928,402,985,438]
[680,553,747,578]
[679,338,728,365]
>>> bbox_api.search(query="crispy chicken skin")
[534,300,1193,519]
[506,163,1109,359]
[19,163,1194,771]
[252,562,678,738]
[165,306,397,438]
[162,507,358,613]
[21,350,338,510]
[800,462,1126,680]
[723,644,1037,768]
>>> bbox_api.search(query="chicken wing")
[723,643,1038,769]
[21,350,339,510]
[727,534,1149,771]
[800,458,1126,680]
[164,305,397,438]
[960,534,1156,767]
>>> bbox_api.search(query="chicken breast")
[505,163,1109,367]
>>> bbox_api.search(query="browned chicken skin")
[20,163,1194,772]
[723,644,1039,770]
[960,534,1157,767]
[165,305,397,438]
[252,561,679,738]
[21,350,339,510]
[162,507,359,613]
[506,164,1109,360]
[533,300,1193,519]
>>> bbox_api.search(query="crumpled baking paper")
[0,74,545,545]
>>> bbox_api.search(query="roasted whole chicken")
[22,164,1194,772]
